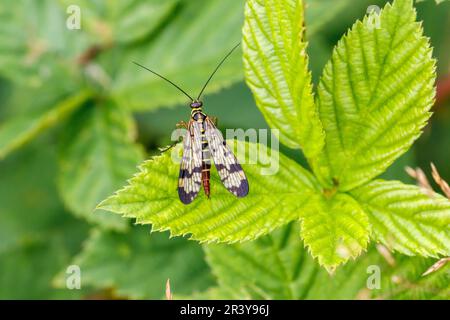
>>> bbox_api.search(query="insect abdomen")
[200,120,211,198]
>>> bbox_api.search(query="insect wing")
[205,118,249,197]
[178,121,203,204]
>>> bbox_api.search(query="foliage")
[101,0,449,272]
[0,0,449,299]
[99,142,320,243]
[351,180,450,257]
[0,141,88,299]
[202,224,449,300]
[311,0,435,191]
[242,0,324,155]
[58,100,144,230]
[54,226,214,299]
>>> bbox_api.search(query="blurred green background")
[0,0,449,299]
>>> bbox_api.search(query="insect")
[133,43,249,204]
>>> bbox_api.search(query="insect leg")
[159,141,182,153]
[161,120,189,153]
[208,116,218,126]
[176,120,189,129]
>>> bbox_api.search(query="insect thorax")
[191,108,206,121]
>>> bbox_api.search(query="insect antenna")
[132,61,194,101]
[196,42,241,101]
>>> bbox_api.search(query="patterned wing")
[205,117,249,197]
[178,121,203,204]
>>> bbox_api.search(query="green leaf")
[376,255,450,299]
[205,224,369,299]
[416,0,449,4]
[0,90,91,159]
[54,226,214,299]
[311,0,436,190]
[300,193,370,271]
[204,224,449,299]
[0,140,89,299]
[58,100,143,230]
[176,287,235,300]
[112,0,246,111]
[99,141,320,243]
[58,0,179,44]
[0,0,89,84]
[243,0,324,156]
[351,179,450,257]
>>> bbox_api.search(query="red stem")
[436,74,450,106]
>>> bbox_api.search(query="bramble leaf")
[311,0,436,190]
[0,91,90,159]
[243,0,324,156]
[0,0,88,83]
[54,226,213,299]
[0,141,89,299]
[416,0,449,4]
[204,225,449,299]
[58,0,179,44]
[300,193,370,271]
[98,0,449,273]
[112,0,246,111]
[351,179,450,257]
[58,100,143,230]
[376,255,450,299]
[99,142,320,243]
[204,224,369,299]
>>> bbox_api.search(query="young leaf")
[0,91,90,159]
[311,0,436,190]
[99,141,320,243]
[300,193,370,271]
[243,0,324,156]
[58,100,143,230]
[54,227,213,299]
[351,179,450,257]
